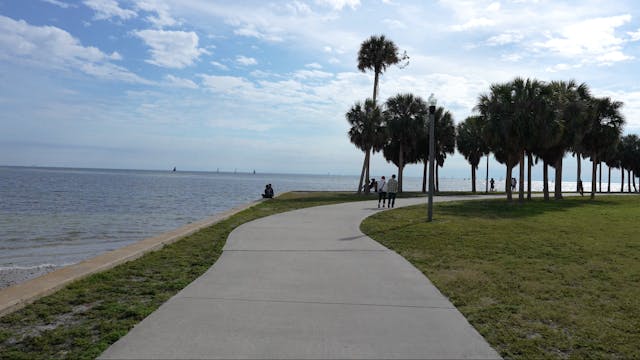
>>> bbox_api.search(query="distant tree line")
[347,34,640,201]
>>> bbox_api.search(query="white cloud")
[133,0,178,27]
[451,17,495,31]
[627,29,640,41]
[233,24,284,42]
[328,57,340,64]
[165,74,198,88]
[305,62,323,69]
[200,74,256,94]
[41,0,75,8]
[315,0,360,10]
[134,29,208,68]
[236,55,258,66]
[486,31,523,46]
[293,69,333,79]
[486,2,500,12]
[83,0,137,21]
[0,15,145,83]
[545,63,580,73]
[383,18,407,30]
[210,61,229,70]
[501,53,523,62]
[534,15,632,65]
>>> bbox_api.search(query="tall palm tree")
[356,35,407,191]
[457,115,489,193]
[547,80,592,199]
[358,35,407,105]
[582,97,625,199]
[383,93,427,192]
[346,99,386,193]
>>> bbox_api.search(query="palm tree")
[457,115,489,193]
[581,97,625,199]
[519,78,556,200]
[346,99,386,193]
[619,134,639,193]
[477,82,521,201]
[603,141,621,192]
[547,80,592,199]
[383,93,427,192]
[358,35,407,105]
[434,107,456,192]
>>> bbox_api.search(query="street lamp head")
[427,93,437,114]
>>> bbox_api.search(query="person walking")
[490,178,495,192]
[377,176,387,208]
[386,174,398,208]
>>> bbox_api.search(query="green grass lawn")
[0,191,384,360]
[362,195,640,359]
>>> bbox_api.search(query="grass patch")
[0,191,383,359]
[361,195,640,359]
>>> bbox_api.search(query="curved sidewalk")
[100,196,501,359]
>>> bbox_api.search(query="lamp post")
[427,94,436,222]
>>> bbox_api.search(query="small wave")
[0,263,72,271]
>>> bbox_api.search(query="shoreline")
[0,199,264,317]
[0,264,63,290]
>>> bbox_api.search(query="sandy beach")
[0,265,61,290]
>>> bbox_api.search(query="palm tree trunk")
[607,166,611,193]
[543,161,549,201]
[554,157,563,200]
[621,168,625,192]
[435,165,440,193]
[422,161,427,193]
[628,169,632,193]
[576,153,581,192]
[519,150,525,202]
[398,143,404,193]
[471,165,476,193]
[633,171,637,192]
[485,154,489,194]
[357,152,367,194]
[364,149,371,194]
[372,69,380,104]
[527,152,532,200]
[598,162,602,193]
[590,152,597,199]
[506,162,513,201]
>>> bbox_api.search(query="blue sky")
[1,0,640,180]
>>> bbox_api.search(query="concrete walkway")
[100,196,501,359]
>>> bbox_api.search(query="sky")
[1,0,640,181]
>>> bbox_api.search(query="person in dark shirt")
[262,184,274,198]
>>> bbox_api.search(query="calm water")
[0,166,613,274]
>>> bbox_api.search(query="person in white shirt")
[377,176,387,208]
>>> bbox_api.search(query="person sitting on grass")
[262,184,274,199]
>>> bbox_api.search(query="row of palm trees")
[348,34,637,201]
[461,77,630,201]
[346,94,455,193]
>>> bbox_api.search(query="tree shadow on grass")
[432,197,619,220]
